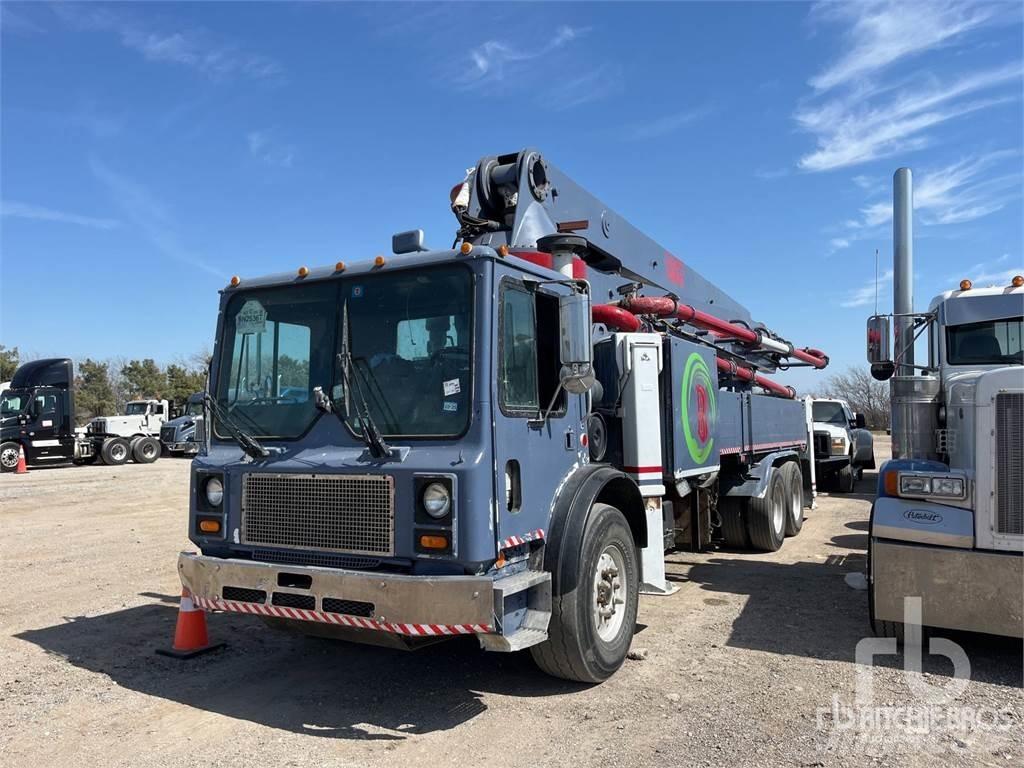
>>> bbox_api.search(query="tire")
[718,497,750,548]
[781,461,804,537]
[100,437,130,465]
[746,468,786,552]
[0,442,21,472]
[837,462,855,493]
[132,436,160,464]
[531,503,639,683]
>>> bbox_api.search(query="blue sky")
[1,1,1021,391]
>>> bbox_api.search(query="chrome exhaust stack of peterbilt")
[867,168,940,460]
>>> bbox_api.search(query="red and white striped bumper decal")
[192,596,492,636]
[499,528,545,551]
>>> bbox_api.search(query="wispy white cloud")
[458,25,586,89]
[847,151,1021,229]
[796,64,1020,171]
[90,158,226,279]
[949,256,1023,286]
[621,105,711,141]
[795,1,1020,172]
[247,131,295,168]
[841,269,893,308]
[830,237,851,250]
[53,5,282,81]
[807,1,1002,91]
[544,64,624,111]
[1,200,121,230]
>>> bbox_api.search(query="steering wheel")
[430,346,470,363]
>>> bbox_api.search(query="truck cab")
[0,359,77,470]
[810,398,874,492]
[161,393,204,455]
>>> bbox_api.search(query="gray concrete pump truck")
[178,150,830,682]
[866,169,1023,640]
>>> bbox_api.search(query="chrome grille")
[995,393,1023,536]
[160,426,176,443]
[242,473,394,556]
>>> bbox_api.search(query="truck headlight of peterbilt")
[893,471,967,500]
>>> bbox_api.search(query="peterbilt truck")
[178,149,830,682]
[866,168,1023,640]
[0,359,164,470]
[161,393,204,455]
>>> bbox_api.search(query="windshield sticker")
[236,300,267,335]
[443,401,458,412]
[443,378,461,396]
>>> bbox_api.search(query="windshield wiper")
[202,392,269,460]
[332,300,393,460]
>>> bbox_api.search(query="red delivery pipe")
[715,357,796,399]
[592,303,642,331]
[618,296,828,369]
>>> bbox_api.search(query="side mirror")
[855,413,866,429]
[866,316,894,380]
[558,291,595,395]
[392,229,428,255]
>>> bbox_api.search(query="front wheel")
[837,462,855,493]
[0,442,21,472]
[531,503,639,683]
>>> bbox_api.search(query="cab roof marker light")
[959,279,972,291]
[1012,275,1023,287]
[460,241,473,255]
[297,266,309,278]
[335,261,346,272]
[229,275,241,287]
[374,255,386,267]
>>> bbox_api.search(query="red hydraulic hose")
[592,303,642,331]
[715,357,796,399]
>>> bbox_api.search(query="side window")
[500,285,539,412]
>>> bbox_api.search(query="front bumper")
[871,540,1024,638]
[178,551,495,636]
[164,441,198,453]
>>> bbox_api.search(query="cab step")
[478,569,551,652]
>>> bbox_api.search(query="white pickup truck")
[810,398,875,492]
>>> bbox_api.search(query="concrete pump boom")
[451,149,827,378]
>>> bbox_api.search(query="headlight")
[421,482,451,519]
[205,477,224,507]
[898,472,965,499]
[831,437,846,454]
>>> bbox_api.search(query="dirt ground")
[1,439,1020,768]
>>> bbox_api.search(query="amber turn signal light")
[198,519,221,534]
[419,534,448,550]
[460,241,473,255]
[959,279,972,291]
[335,261,346,272]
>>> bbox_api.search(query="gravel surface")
[1,439,1020,767]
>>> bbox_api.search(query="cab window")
[499,280,565,417]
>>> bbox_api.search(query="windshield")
[1,391,28,415]
[185,401,204,417]
[812,401,848,426]
[214,264,472,439]
[125,402,149,415]
[947,317,1023,365]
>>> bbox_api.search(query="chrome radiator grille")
[995,392,1023,536]
[242,473,394,556]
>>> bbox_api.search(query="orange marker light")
[374,255,386,267]
[229,275,241,287]
[883,471,899,497]
[419,534,448,550]
[497,244,509,257]
[297,266,309,278]
[460,241,473,255]
[198,519,221,534]
[959,279,972,291]
[1012,275,1024,287]
[335,261,346,272]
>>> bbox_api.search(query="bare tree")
[813,365,891,430]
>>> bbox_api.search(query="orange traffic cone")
[15,445,27,474]
[155,589,226,659]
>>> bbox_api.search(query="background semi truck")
[161,392,204,456]
[866,168,1023,640]
[178,149,830,682]
[0,358,165,470]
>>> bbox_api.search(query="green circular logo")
[681,352,717,464]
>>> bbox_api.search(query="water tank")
[890,376,940,460]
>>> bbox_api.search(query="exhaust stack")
[893,168,913,375]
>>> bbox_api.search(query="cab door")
[26,388,71,461]
[491,268,588,553]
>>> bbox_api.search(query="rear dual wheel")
[724,462,803,552]
[100,438,130,465]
